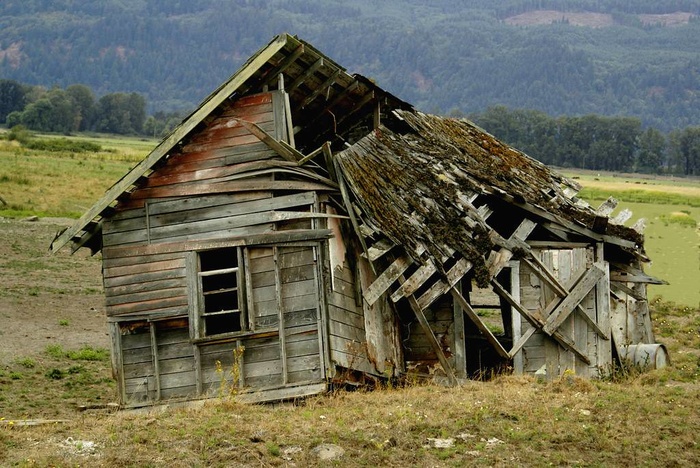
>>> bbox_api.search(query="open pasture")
[566,171,699,306]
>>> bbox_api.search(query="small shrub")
[45,344,65,359]
[16,357,36,369]
[659,212,697,228]
[5,125,32,144]
[24,138,102,153]
[266,442,281,456]
[46,368,64,380]
[66,346,109,361]
[58,319,70,326]
[9,372,23,380]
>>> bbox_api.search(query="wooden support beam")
[364,238,395,262]
[522,256,609,339]
[508,326,537,358]
[363,255,413,306]
[301,68,341,107]
[296,144,326,166]
[610,281,645,301]
[415,258,472,310]
[236,119,300,162]
[261,43,305,89]
[336,91,375,128]
[288,57,324,91]
[491,280,591,364]
[541,265,605,336]
[405,293,458,386]
[450,287,510,359]
[390,261,437,303]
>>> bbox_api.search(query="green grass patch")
[578,187,700,207]
[24,137,103,153]
[45,344,109,361]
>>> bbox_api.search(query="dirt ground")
[0,217,109,366]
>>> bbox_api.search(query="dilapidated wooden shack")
[51,34,665,407]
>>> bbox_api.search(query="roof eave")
[50,33,295,254]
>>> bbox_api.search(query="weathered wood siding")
[517,248,608,378]
[328,262,376,375]
[104,91,331,406]
[402,295,455,369]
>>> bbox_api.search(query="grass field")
[567,171,700,306]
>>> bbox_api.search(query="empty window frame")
[196,247,246,337]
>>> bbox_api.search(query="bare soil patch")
[0,217,108,365]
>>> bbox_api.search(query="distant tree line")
[0,79,184,137]
[469,106,699,176]
[2,77,698,176]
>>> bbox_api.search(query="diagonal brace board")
[450,287,510,359]
[541,264,605,336]
[416,258,472,310]
[363,255,413,306]
[523,256,609,339]
[492,280,591,364]
[405,294,458,386]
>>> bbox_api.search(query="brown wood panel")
[328,293,361,315]
[329,320,365,342]
[103,251,184,269]
[104,258,186,279]
[188,119,275,146]
[109,304,188,319]
[106,278,186,300]
[104,268,185,289]
[123,361,154,379]
[281,294,319,314]
[160,385,197,400]
[158,356,196,375]
[243,358,282,378]
[106,286,186,307]
[328,304,365,329]
[121,345,152,365]
[283,309,318,327]
[159,371,197,391]
[107,295,188,316]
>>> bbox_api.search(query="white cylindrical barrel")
[619,344,670,369]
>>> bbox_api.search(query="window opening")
[198,247,243,336]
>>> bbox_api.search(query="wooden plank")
[523,256,609,339]
[406,294,458,386]
[595,243,612,367]
[105,286,186,307]
[104,268,186,290]
[365,238,395,262]
[416,258,472,310]
[509,327,536,359]
[492,279,591,364]
[542,265,605,335]
[363,255,412,306]
[104,258,186,279]
[236,119,300,163]
[450,287,509,359]
[390,261,437,303]
[51,34,291,253]
[453,283,467,379]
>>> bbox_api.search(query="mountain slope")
[0,1,699,130]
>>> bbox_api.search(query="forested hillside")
[1,0,699,131]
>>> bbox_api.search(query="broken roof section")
[336,110,646,286]
[50,33,411,254]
